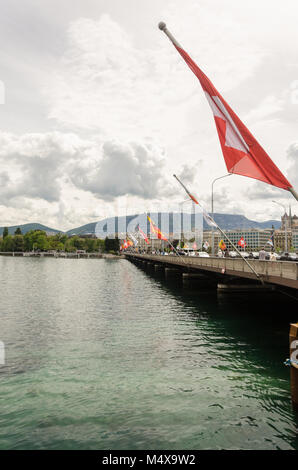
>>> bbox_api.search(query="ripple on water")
[0,257,297,450]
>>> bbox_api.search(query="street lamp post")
[272,200,288,252]
[211,174,232,255]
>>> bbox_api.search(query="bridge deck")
[126,253,298,290]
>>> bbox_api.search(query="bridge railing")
[126,253,298,282]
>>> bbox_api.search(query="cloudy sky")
[0,0,297,230]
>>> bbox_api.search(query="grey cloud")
[238,142,298,203]
[0,132,87,204]
[8,156,62,203]
[0,131,171,208]
[227,49,298,124]
[246,182,289,201]
[163,162,202,200]
[0,171,10,187]
[177,161,202,185]
[70,140,167,201]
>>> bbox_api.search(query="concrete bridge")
[125,253,298,291]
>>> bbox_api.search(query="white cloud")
[45,7,265,142]
[1,1,298,228]
[69,139,168,200]
[46,14,172,138]
[0,131,90,204]
[0,130,174,229]
[177,161,201,185]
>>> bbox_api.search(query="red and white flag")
[136,225,149,244]
[237,237,246,248]
[176,45,292,190]
[161,24,293,192]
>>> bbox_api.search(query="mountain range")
[0,213,281,237]
[0,223,60,236]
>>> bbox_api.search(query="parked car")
[228,251,238,258]
[251,252,259,259]
[177,251,187,256]
[188,251,196,256]
[280,252,297,261]
[196,252,210,258]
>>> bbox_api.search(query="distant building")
[203,229,272,251]
[276,208,298,251]
[274,230,293,252]
[281,207,298,230]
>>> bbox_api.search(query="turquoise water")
[0,256,297,450]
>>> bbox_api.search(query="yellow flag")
[219,239,226,250]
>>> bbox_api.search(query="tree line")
[0,228,120,253]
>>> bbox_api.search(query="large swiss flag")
[175,46,292,191]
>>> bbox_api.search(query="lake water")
[0,256,297,450]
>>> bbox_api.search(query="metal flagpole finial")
[157,22,182,49]
[158,21,167,31]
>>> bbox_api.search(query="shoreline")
[0,252,124,259]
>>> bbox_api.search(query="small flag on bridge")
[136,224,149,244]
[266,234,274,247]
[237,237,247,248]
[147,216,168,241]
[219,239,227,251]
[203,241,210,250]
[129,233,138,246]
[203,209,217,228]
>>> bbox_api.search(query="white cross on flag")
[237,237,247,248]
[172,44,293,191]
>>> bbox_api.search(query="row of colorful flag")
[120,225,275,252]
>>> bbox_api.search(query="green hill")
[0,223,62,236]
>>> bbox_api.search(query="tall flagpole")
[159,22,298,204]
[173,174,264,284]
[289,187,298,202]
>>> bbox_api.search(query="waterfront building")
[203,229,272,251]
